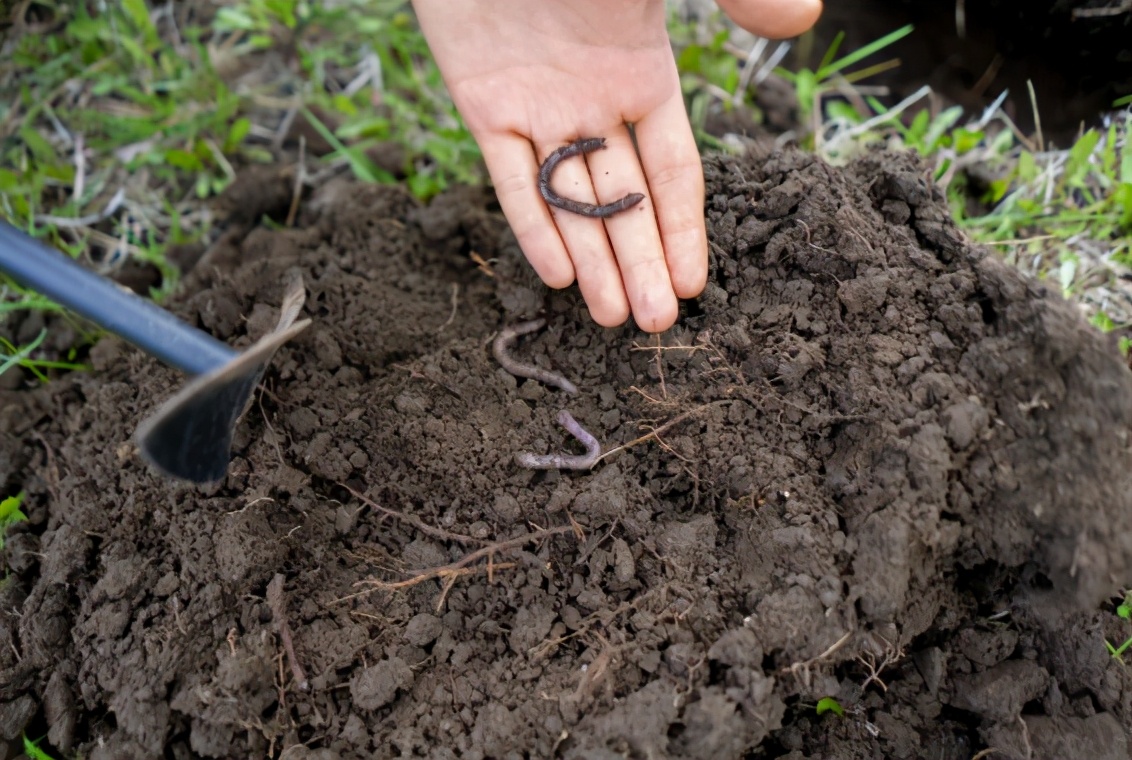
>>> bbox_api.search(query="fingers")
[582,131,679,333]
[483,126,698,333]
[478,133,575,289]
[715,0,823,39]
[632,93,708,302]
[535,142,631,327]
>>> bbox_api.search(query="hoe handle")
[0,221,236,376]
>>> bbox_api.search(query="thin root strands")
[516,410,602,470]
[266,574,309,692]
[538,137,646,218]
[493,319,578,394]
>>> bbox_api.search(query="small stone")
[0,694,36,740]
[350,657,413,711]
[404,614,443,646]
[948,659,1047,722]
[611,538,635,583]
[914,647,944,696]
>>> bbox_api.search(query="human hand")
[412,0,822,332]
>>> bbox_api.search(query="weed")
[960,110,1132,329]
[775,25,913,140]
[1105,589,1132,662]
[668,9,750,150]
[22,733,58,760]
[0,330,87,381]
[0,491,27,550]
[815,696,845,717]
[1,0,480,381]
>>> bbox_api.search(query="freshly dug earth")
[3,147,1132,759]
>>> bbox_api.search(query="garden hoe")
[0,220,310,484]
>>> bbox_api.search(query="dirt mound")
[3,148,1132,759]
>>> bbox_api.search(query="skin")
[411,0,823,332]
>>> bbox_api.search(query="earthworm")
[516,410,602,470]
[538,137,646,218]
[493,319,578,394]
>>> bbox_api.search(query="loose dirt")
[3,147,1132,759]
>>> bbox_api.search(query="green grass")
[0,0,480,382]
[0,491,27,550]
[1,5,1129,366]
[669,10,1132,342]
[1,0,1131,730]
[1106,590,1132,662]
[22,733,60,760]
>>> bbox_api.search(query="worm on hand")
[516,410,602,470]
[493,319,578,394]
[538,137,646,218]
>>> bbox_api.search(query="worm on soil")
[492,318,578,394]
[516,410,602,470]
[538,137,646,218]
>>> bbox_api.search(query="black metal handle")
[0,220,236,375]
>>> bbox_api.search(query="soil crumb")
[3,148,1132,759]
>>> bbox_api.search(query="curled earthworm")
[516,410,602,470]
[493,319,578,394]
[538,137,646,218]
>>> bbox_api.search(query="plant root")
[350,524,578,611]
[266,574,309,692]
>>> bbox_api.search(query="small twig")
[778,630,853,690]
[516,410,602,470]
[34,187,125,228]
[346,525,576,610]
[350,525,570,593]
[1018,715,1033,760]
[597,401,729,463]
[272,104,301,152]
[652,334,667,399]
[342,484,486,546]
[266,574,309,692]
[72,133,86,204]
[435,283,459,333]
[492,319,577,394]
[1027,79,1044,153]
[470,251,495,278]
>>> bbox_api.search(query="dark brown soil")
[3,147,1132,759]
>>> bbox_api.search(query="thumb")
[715,0,823,39]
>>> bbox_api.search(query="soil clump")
[2,147,1132,759]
